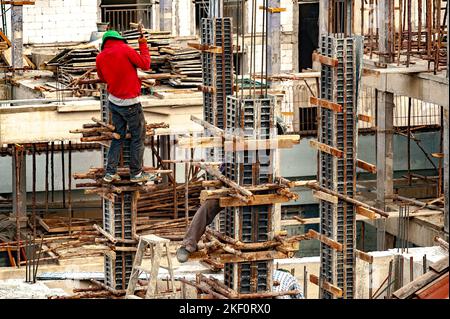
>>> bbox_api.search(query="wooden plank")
[0,30,11,47]
[313,190,338,204]
[259,5,287,13]
[219,194,293,207]
[224,136,300,151]
[310,96,342,112]
[309,140,344,158]
[356,249,374,263]
[312,52,338,67]
[357,159,377,174]
[178,135,300,150]
[358,114,373,123]
[306,229,343,251]
[190,250,288,263]
[429,257,449,273]
[187,42,222,54]
[309,274,343,297]
[392,271,441,299]
[356,206,377,220]
[280,209,444,227]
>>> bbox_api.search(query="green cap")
[101,30,127,50]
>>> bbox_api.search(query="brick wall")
[23,0,98,44]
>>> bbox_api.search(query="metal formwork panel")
[201,17,234,234]
[223,95,276,294]
[201,17,233,130]
[104,252,135,290]
[318,35,361,299]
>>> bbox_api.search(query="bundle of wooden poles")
[179,273,303,299]
[137,181,203,218]
[70,117,169,143]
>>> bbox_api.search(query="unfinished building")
[0,0,448,299]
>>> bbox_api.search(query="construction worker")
[176,198,222,262]
[273,269,305,299]
[96,27,154,183]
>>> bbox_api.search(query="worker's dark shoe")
[176,246,190,263]
[103,173,121,183]
[130,171,156,183]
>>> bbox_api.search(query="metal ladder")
[125,235,176,299]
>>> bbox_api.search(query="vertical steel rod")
[61,141,65,208]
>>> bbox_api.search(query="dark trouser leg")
[127,103,146,176]
[106,102,127,174]
[182,199,222,252]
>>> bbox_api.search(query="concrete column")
[12,147,27,227]
[376,90,395,209]
[159,0,172,32]
[318,0,329,37]
[267,0,281,75]
[377,0,392,63]
[209,0,223,18]
[11,5,23,76]
[376,90,394,250]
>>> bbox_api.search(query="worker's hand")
[137,22,145,39]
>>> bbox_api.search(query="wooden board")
[310,96,342,112]
[357,159,377,174]
[356,206,377,219]
[309,274,343,297]
[219,194,293,207]
[37,216,96,233]
[313,190,338,204]
[307,229,343,251]
[309,140,344,158]
[178,135,300,150]
[312,52,338,67]
[190,250,290,263]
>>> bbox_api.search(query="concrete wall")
[22,0,98,44]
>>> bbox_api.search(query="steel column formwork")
[317,34,363,299]
[100,89,136,290]
[223,95,277,294]
[200,17,233,233]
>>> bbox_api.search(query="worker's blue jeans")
[105,101,146,176]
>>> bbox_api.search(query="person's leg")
[124,103,146,176]
[181,199,222,253]
[105,102,127,175]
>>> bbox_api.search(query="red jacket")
[96,38,151,99]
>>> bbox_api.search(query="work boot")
[176,246,190,263]
[103,173,121,183]
[130,171,157,183]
